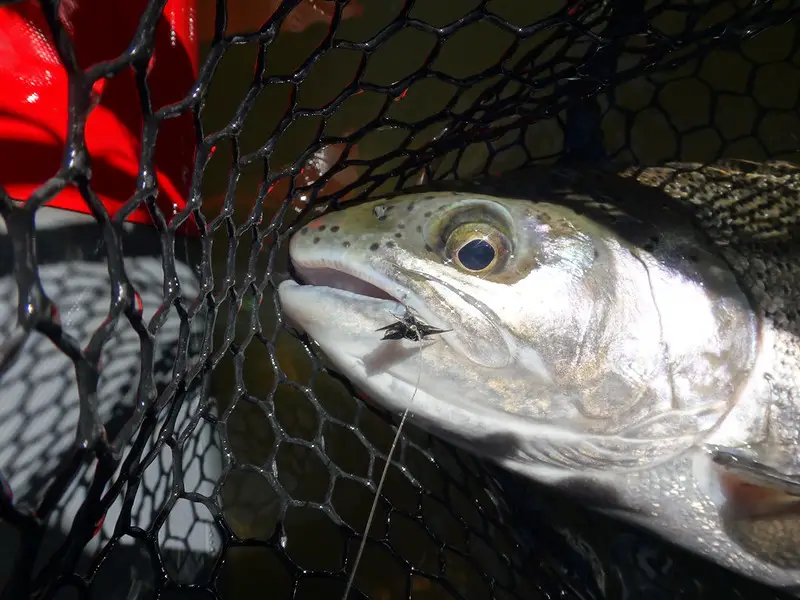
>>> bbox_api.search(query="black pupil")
[457,238,496,270]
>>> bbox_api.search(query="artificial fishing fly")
[376,308,450,342]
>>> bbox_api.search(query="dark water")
[199,2,800,599]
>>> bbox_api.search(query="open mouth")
[293,264,399,302]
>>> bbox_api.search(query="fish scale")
[619,161,800,465]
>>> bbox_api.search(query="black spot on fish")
[370,242,379,251]
[416,225,422,233]
[386,241,396,248]
[538,212,551,224]
[424,195,435,199]
[300,227,309,235]
[397,223,405,229]
[593,248,600,259]
[394,232,402,238]
[343,241,350,248]
[318,225,326,231]
[424,211,432,218]
[313,237,321,244]
[407,203,415,211]
[331,225,340,233]
[437,205,447,212]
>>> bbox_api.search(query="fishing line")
[342,303,427,600]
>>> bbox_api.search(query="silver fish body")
[277,159,800,593]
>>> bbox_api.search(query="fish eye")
[444,223,508,274]
[457,239,495,271]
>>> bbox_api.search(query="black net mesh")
[0,0,799,599]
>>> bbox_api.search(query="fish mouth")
[286,254,451,334]
[292,263,401,303]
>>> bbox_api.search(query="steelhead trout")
[278,160,800,594]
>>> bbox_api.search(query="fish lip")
[288,249,451,332]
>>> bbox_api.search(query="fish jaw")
[277,274,622,471]
[278,280,537,437]
[277,279,481,430]
[277,279,405,366]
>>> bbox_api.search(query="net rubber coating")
[0,1,798,600]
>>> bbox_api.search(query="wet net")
[0,0,799,599]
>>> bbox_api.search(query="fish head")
[278,190,759,485]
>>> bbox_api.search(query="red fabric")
[0,0,199,234]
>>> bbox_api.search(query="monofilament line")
[342,315,427,600]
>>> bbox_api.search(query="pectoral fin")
[709,445,800,519]
[707,445,800,569]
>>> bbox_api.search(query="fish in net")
[0,0,798,599]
